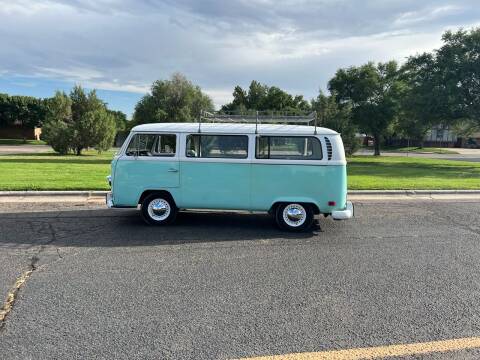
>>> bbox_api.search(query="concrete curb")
[348,189,480,195]
[0,191,107,197]
[1,190,480,197]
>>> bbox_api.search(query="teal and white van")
[106,119,353,231]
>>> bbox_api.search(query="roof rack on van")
[199,111,318,135]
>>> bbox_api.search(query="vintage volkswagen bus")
[106,121,353,231]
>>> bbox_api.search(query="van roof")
[131,122,339,135]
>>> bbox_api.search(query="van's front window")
[186,135,248,159]
[125,134,176,157]
[256,136,322,160]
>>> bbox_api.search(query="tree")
[0,94,47,141]
[21,97,48,140]
[451,119,480,142]
[107,110,127,131]
[0,93,15,127]
[221,80,311,113]
[328,61,403,155]
[133,73,214,125]
[395,54,442,146]
[246,80,268,109]
[311,92,359,155]
[436,28,480,124]
[400,28,480,130]
[69,86,112,155]
[231,86,248,110]
[42,91,73,155]
[42,87,117,155]
[91,109,117,153]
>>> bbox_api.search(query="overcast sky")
[0,0,479,117]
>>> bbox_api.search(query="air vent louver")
[324,137,333,160]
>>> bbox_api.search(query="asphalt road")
[1,200,480,359]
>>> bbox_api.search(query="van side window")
[186,135,248,159]
[125,134,176,157]
[256,136,322,160]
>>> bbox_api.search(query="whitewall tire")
[275,203,314,232]
[141,194,177,225]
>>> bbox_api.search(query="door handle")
[167,168,178,172]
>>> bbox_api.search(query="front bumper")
[106,192,114,208]
[331,201,354,220]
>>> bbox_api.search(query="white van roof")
[131,122,339,135]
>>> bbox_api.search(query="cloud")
[33,66,150,93]
[394,5,464,26]
[0,0,479,109]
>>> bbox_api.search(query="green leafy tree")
[246,80,268,109]
[399,28,480,130]
[91,109,117,152]
[43,87,117,155]
[69,86,114,155]
[451,119,480,140]
[396,54,442,146]
[42,91,73,155]
[0,93,15,127]
[221,80,311,113]
[437,28,480,123]
[0,94,47,141]
[328,61,403,155]
[107,110,128,132]
[312,92,359,155]
[133,73,214,125]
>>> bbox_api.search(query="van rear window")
[256,136,322,160]
[186,135,248,159]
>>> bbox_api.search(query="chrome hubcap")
[283,204,306,227]
[147,198,171,221]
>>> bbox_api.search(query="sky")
[0,0,479,118]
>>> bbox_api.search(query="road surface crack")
[0,256,38,330]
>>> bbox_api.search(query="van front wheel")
[141,194,177,226]
[275,203,314,232]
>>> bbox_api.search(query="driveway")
[0,145,51,155]
[1,199,480,359]
[356,148,480,162]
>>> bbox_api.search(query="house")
[423,125,458,147]
[368,124,480,149]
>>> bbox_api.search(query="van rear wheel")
[141,194,177,226]
[275,203,314,232]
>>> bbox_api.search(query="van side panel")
[113,158,180,207]
[250,164,347,213]
[178,161,251,210]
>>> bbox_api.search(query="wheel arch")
[138,190,177,207]
[269,199,320,215]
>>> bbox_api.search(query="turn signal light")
[328,201,336,206]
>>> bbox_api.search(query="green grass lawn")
[348,156,480,190]
[0,152,479,190]
[0,150,115,191]
[0,138,47,145]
